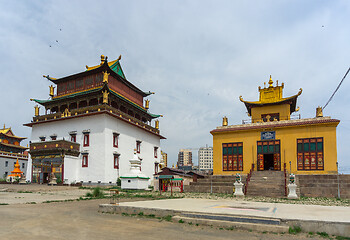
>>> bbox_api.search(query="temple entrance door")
[257,140,281,171]
[263,154,274,170]
[43,173,49,183]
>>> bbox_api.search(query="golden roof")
[86,55,121,71]
[239,75,302,114]
[0,126,26,140]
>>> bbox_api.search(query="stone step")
[184,186,233,194]
[172,216,289,233]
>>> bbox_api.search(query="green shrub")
[289,226,302,234]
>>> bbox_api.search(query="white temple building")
[25,55,165,185]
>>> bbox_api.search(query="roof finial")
[100,55,105,65]
[3,123,5,129]
[268,75,273,87]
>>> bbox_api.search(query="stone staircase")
[245,171,286,198]
[185,175,246,194]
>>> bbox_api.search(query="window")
[71,134,76,142]
[113,133,119,148]
[4,171,8,176]
[5,161,8,167]
[50,135,57,140]
[39,136,46,142]
[136,140,141,153]
[82,154,88,167]
[297,138,323,170]
[22,163,25,168]
[154,147,158,158]
[113,154,119,169]
[222,142,243,171]
[83,133,89,147]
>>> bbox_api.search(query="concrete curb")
[99,204,350,237]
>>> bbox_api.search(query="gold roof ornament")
[316,106,323,117]
[49,85,55,97]
[222,116,228,126]
[100,55,105,65]
[268,75,273,87]
[145,99,150,110]
[34,105,40,117]
[155,120,159,129]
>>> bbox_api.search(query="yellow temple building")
[211,76,340,175]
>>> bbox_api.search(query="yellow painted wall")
[251,104,291,122]
[212,122,338,176]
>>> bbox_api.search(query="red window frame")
[136,141,141,153]
[114,154,119,169]
[113,133,119,148]
[70,134,76,142]
[83,134,89,147]
[82,155,88,167]
[154,147,158,158]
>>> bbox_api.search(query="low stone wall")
[297,174,350,198]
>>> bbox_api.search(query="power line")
[323,67,350,110]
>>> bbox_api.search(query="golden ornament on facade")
[100,55,105,65]
[155,120,159,129]
[102,90,109,104]
[102,71,110,83]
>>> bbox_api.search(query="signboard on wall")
[261,131,275,140]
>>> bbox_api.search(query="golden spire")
[145,99,150,110]
[155,120,159,129]
[100,55,105,65]
[3,124,5,129]
[268,75,273,87]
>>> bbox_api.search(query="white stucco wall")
[28,113,162,184]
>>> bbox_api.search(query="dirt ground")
[0,184,328,240]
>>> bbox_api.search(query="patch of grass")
[225,227,235,231]
[289,226,302,234]
[262,231,267,234]
[308,232,314,235]
[317,232,329,238]
[138,212,144,216]
[188,222,193,225]
[17,191,33,193]
[162,215,172,221]
[0,203,9,205]
[196,224,199,226]
[336,236,350,240]
[25,202,36,204]
[122,212,129,216]
[178,219,184,223]
[43,200,63,203]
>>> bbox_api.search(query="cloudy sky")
[1,0,350,172]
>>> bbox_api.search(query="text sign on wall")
[261,131,275,140]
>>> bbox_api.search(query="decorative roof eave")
[30,85,162,119]
[44,56,150,97]
[239,88,302,114]
[0,142,28,149]
[210,117,340,135]
[24,110,166,140]
[0,132,26,140]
